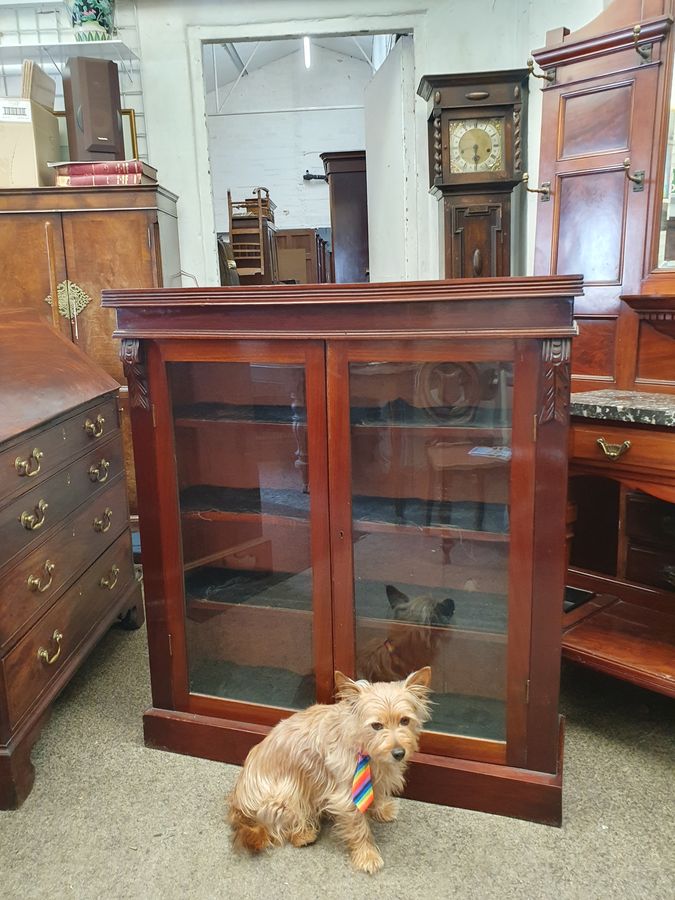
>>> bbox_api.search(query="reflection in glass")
[169,361,315,710]
[659,66,675,268]
[350,361,512,742]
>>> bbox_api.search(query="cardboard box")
[0,98,60,188]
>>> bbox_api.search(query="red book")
[49,159,158,180]
[55,173,155,186]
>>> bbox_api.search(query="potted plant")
[69,1,115,42]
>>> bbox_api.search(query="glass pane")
[168,361,315,710]
[658,65,675,268]
[350,360,512,742]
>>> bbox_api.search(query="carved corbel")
[120,339,150,411]
[539,338,571,425]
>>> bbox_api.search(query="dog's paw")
[370,799,398,823]
[290,825,319,847]
[351,843,384,875]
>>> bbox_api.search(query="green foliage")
[69,1,114,32]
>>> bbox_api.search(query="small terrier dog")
[358,585,454,683]
[228,667,432,874]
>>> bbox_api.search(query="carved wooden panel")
[443,195,510,279]
[555,170,626,283]
[533,25,662,390]
[560,83,632,158]
[540,337,572,424]
[572,318,617,378]
[120,338,150,411]
[636,320,675,386]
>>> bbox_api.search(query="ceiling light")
[303,36,311,69]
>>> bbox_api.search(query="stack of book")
[48,159,158,187]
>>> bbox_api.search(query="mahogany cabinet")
[321,152,369,283]
[0,312,142,809]
[104,276,581,826]
[0,185,181,514]
[532,0,675,694]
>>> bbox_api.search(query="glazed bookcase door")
[328,340,531,765]
[161,341,332,723]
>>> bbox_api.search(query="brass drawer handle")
[99,564,120,591]
[93,507,113,533]
[84,414,105,438]
[37,629,63,665]
[20,499,48,531]
[89,458,110,483]
[27,559,56,593]
[596,437,631,460]
[15,448,43,477]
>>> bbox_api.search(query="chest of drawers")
[0,312,143,808]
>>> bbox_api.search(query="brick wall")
[206,44,369,233]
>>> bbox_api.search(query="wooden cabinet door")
[533,50,660,390]
[443,193,511,278]
[139,339,333,721]
[326,339,540,768]
[0,213,71,342]
[61,210,158,383]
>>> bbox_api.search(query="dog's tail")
[229,805,273,854]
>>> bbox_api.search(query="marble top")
[570,390,675,427]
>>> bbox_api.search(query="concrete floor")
[1,625,673,900]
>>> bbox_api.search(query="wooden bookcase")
[103,276,582,825]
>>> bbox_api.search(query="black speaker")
[63,57,124,160]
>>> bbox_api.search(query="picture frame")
[54,107,139,160]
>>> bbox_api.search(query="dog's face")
[335,668,432,767]
[386,585,455,626]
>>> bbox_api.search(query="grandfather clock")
[417,70,529,278]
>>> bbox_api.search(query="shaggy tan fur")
[228,667,432,874]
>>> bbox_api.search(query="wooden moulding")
[143,709,564,826]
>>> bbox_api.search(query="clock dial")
[448,118,505,174]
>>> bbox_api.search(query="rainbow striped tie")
[352,752,374,813]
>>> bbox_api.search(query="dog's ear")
[404,667,433,720]
[439,597,455,618]
[404,667,432,694]
[386,584,408,609]
[334,670,364,701]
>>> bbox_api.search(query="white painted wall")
[206,45,369,234]
[364,36,416,281]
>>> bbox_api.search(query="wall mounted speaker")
[63,57,124,160]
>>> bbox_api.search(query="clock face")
[448,118,505,174]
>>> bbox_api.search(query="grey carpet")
[1,625,673,900]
